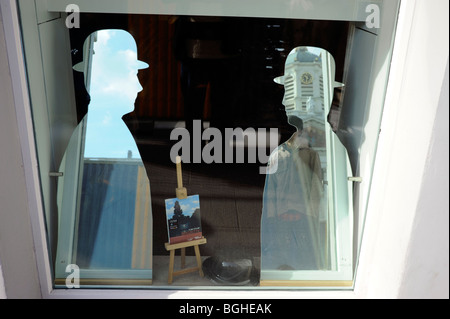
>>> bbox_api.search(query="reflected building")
[261,47,346,273]
[278,47,328,180]
[282,47,324,115]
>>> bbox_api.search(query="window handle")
[49,172,64,177]
[348,176,362,183]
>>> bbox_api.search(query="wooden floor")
[136,125,268,260]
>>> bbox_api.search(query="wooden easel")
[165,157,207,284]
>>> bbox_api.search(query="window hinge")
[348,176,362,183]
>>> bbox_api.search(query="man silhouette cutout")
[55,30,153,283]
[261,47,344,271]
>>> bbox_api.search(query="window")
[17,0,400,290]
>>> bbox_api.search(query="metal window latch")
[348,176,362,183]
[49,172,64,177]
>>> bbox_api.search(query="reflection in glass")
[55,30,153,285]
[261,47,350,274]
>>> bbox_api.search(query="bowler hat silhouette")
[73,29,149,73]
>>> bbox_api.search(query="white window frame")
[3,0,448,298]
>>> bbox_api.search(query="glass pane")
[64,15,353,288]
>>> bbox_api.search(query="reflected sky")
[165,195,200,219]
[83,30,144,159]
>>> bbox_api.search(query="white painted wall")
[398,61,449,299]
[0,6,10,301]
[0,2,42,298]
[0,260,6,299]
[353,0,449,299]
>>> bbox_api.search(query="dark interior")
[69,13,349,259]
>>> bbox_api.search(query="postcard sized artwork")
[165,195,202,244]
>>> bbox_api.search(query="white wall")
[398,61,449,299]
[0,260,6,299]
[0,1,42,299]
[354,0,449,299]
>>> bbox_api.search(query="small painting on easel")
[165,195,202,244]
